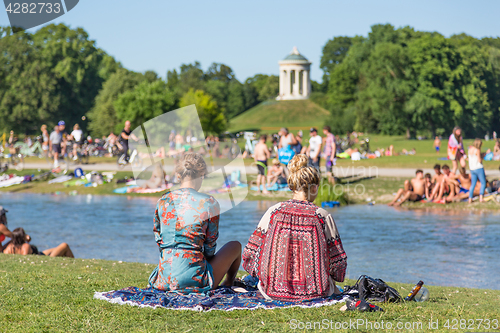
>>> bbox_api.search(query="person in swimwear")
[0,206,19,253]
[447,168,481,202]
[434,136,441,154]
[3,227,74,257]
[388,170,425,206]
[427,164,444,200]
[424,173,434,200]
[254,135,270,194]
[433,164,458,203]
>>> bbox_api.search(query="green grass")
[1,254,499,332]
[333,134,500,170]
[228,100,331,133]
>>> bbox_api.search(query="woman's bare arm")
[0,224,12,238]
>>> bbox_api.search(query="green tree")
[258,75,279,101]
[114,80,176,132]
[179,62,205,94]
[226,80,245,118]
[179,89,226,135]
[0,24,115,134]
[320,36,353,89]
[205,63,235,83]
[87,69,145,137]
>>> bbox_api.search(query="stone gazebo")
[277,47,311,100]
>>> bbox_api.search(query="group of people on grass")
[389,127,498,206]
[7,121,84,168]
[252,126,337,194]
[148,153,347,301]
[0,206,74,257]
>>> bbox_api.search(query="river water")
[1,193,498,290]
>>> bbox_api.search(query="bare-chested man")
[254,135,271,194]
[424,173,434,200]
[433,164,458,202]
[427,164,444,200]
[388,170,425,206]
[447,169,481,202]
[434,136,441,154]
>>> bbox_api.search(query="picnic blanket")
[94,286,347,311]
[0,176,24,188]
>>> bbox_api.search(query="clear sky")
[1,0,500,82]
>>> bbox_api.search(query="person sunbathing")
[242,154,347,301]
[2,227,74,257]
[424,173,434,200]
[148,153,241,293]
[433,165,457,202]
[266,159,285,187]
[493,139,500,161]
[427,164,444,200]
[446,169,481,203]
[388,170,425,206]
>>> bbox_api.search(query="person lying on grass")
[388,170,425,206]
[1,206,36,253]
[148,153,241,293]
[242,154,347,301]
[2,227,74,257]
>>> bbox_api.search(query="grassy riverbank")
[2,170,500,211]
[1,254,499,332]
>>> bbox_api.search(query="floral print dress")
[149,188,220,293]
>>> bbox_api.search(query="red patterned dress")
[242,199,347,301]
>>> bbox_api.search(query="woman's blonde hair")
[473,138,482,150]
[175,153,207,180]
[287,154,320,193]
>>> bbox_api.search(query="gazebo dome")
[282,47,309,62]
[280,46,309,64]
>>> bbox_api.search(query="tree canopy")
[2,23,500,138]
[319,24,500,138]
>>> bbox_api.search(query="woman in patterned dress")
[242,154,347,301]
[149,153,241,293]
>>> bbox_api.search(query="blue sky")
[1,0,500,82]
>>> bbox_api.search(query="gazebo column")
[279,70,285,97]
[293,69,300,96]
[303,70,309,96]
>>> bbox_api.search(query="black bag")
[343,275,402,303]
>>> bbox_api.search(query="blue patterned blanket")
[94,286,347,311]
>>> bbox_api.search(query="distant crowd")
[389,127,500,206]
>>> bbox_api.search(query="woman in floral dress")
[149,153,241,293]
[243,154,347,301]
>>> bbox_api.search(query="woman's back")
[3,242,31,255]
[156,188,219,250]
[468,146,483,170]
[149,188,220,292]
[244,199,347,301]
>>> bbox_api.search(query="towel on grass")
[94,286,347,311]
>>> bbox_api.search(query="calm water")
[1,193,499,290]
